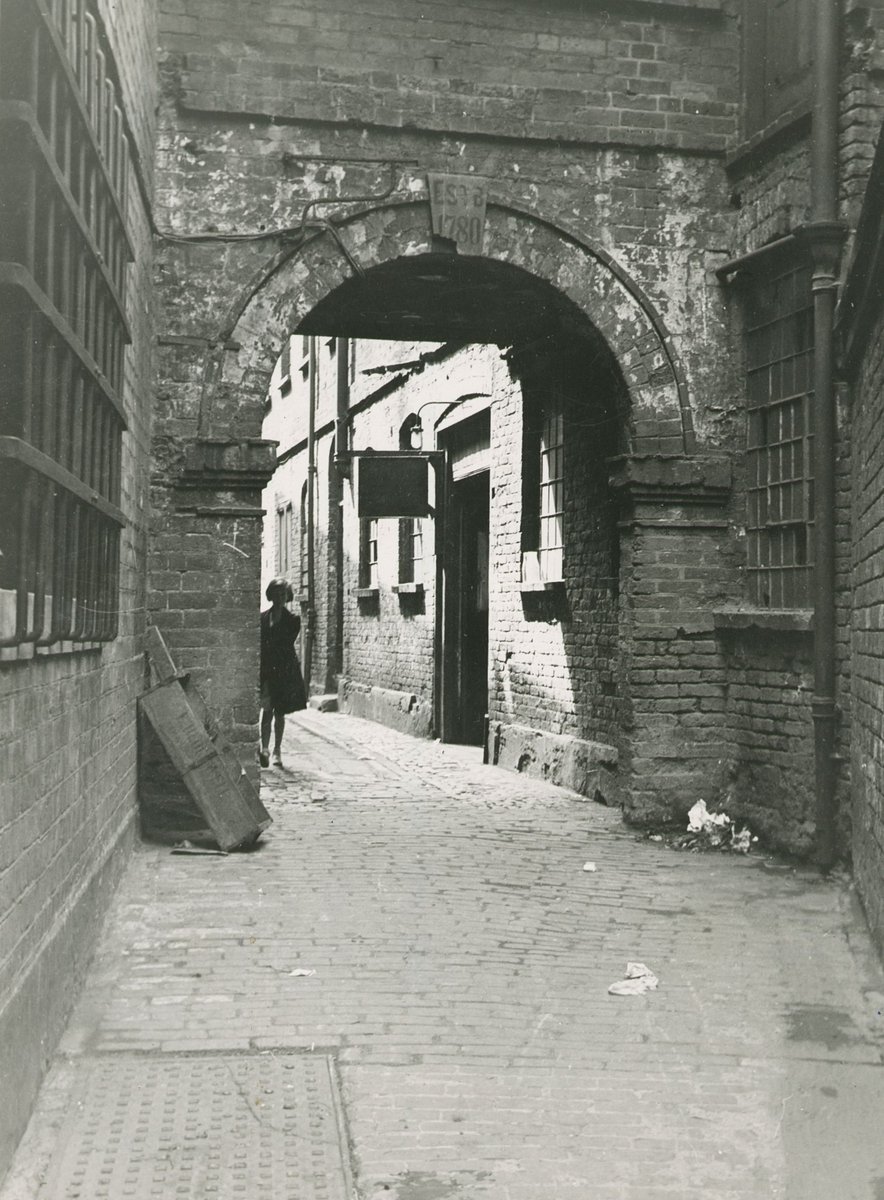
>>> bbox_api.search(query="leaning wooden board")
[145,625,267,820]
[140,626,271,851]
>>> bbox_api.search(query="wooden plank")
[145,625,268,823]
[139,681,268,851]
[145,623,182,684]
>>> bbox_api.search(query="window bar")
[46,54,59,158]
[61,501,80,638]
[82,14,94,121]
[95,521,110,640]
[34,484,59,646]
[44,191,56,307]
[0,472,30,647]
[94,43,106,157]
[75,0,86,89]
[40,333,58,460]
[105,523,119,638]
[45,489,69,644]
[70,367,84,482]
[71,501,89,640]
[24,474,46,643]
[58,349,73,476]
[83,507,99,640]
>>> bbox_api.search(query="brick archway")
[148,199,711,787]
[216,201,693,455]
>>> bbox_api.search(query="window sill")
[519,579,565,595]
[392,582,424,595]
[726,105,812,176]
[1,641,104,663]
[354,587,379,601]
[713,607,813,633]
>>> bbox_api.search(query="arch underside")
[224,201,692,456]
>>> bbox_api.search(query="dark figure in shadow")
[259,578,307,767]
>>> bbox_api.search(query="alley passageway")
[3,711,884,1200]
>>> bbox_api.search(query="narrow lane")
[3,711,883,1200]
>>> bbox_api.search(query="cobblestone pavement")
[4,710,884,1200]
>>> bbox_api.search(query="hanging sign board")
[427,173,487,254]
[357,453,431,518]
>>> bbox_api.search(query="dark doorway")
[444,470,490,745]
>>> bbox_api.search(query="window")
[398,415,423,585]
[0,0,131,657]
[276,503,292,574]
[744,258,814,608]
[278,336,292,394]
[539,401,564,582]
[360,519,379,589]
[299,482,308,598]
[742,0,812,140]
[521,392,564,583]
[399,520,423,585]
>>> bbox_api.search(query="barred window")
[0,0,131,659]
[398,415,422,585]
[744,259,814,608]
[539,401,564,582]
[521,391,564,583]
[276,504,292,574]
[399,519,423,585]
[299,482,308,599]
[360,519,379,589]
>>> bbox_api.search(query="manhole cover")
[40,1053,352,1199]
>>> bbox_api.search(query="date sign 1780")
[427,173,488,254]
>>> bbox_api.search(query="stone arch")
[214,201,693,455]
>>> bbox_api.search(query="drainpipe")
[804,0,847,870]
[304,336,317,693]
[335,337,351,475]
[333,338,350,680]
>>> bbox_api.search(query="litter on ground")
[608,962,659,996]
[678,799,757,853]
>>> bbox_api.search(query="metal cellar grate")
[40,1053,353,1200]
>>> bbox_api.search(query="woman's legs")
[272,709,285,763]
[259,708,273,766]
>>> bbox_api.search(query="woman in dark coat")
[259,578,307,767]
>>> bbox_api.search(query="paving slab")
[2,710,883,1200]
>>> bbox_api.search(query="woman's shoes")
[272,750,283,768]
[258,748,270,768]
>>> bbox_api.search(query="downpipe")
[806,0,847,870]
[304,336,318,693]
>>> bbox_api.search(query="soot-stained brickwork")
[0,0,157,1180]
[842,123,884,953]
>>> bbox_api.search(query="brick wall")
[147,0,884,862]
[161,0,737,153]
[488,346,622,758]
[844,110,884,954]
[852,308,884,950]
[715,105,860,851]
[0,0,157,1181]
